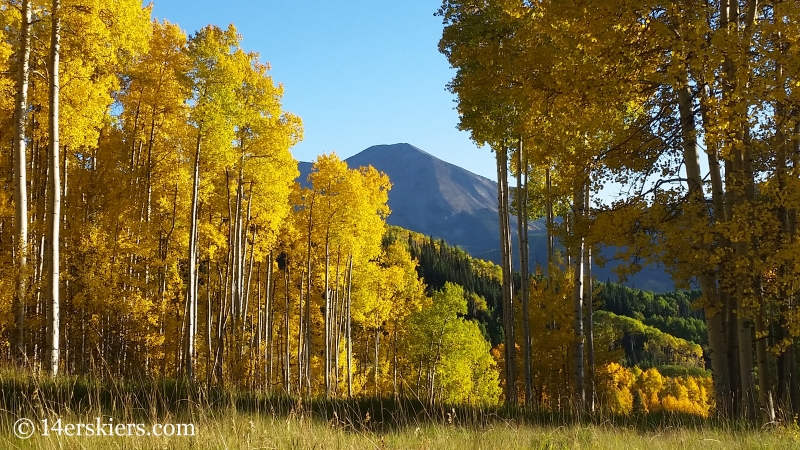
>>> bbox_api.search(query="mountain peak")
[358,143,433,158]
[298,143,502,255]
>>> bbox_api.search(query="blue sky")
[148,0,497,180]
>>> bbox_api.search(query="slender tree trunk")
[584,190,595,412]
[516,140,532,405]
[214,263,227,385]
[253,261,262,390]
[374,326,380,397]
[284,263,291,394]
[297,268,305,392]
[333,252,342,396]
[698,88,735,415]
[734,131,756,420]
[722,0,760,419]
[495,144,516,405]
[243,222,255,341]
[680,79,734,413]
[264,253,273,390]
[780,121,800,413]
[754,294,773,422]
[545,167,554,270]
[46,0,62,376]
[303,194,314,393]
[572,182,585,407]
[392,325,398,399]
[324,235,330,395]
[12,0,32,364]
[34,137,48,368]
[346,255,353,397]
[185,127,202,381]
[203,226,211,382]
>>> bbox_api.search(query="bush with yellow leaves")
[596,363,714,416]
[597,362,635,414]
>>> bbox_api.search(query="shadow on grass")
[0,369,757,436]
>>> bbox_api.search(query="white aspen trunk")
[186,128,202,381]
[242,196,254,342]
[206,256,212,387]
[214,262,226,384]
[495,144,516,405]
[304,265,312,395]
[12,0,32,363]
[504,149,516,405]
[333,251,342,396]
[303,194,314,394]
[324,236,330,395]
[259,255,272,389]
[297,268,304,391]
[572,182,585,407]
[283,263,291,393]
[232,159,244,329]
[346,255,353,397]
[254,262,262,389]
[584,187,595,412]
[46,0,62,376]
[264,254,273,389]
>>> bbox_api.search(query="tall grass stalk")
[0,369,796,449]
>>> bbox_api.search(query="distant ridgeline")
[384,226,708,374]
[299,143,675,293]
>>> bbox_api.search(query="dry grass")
[0,369,796,449]
[2,411,798,450]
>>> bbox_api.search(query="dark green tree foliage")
[643,316,707,347]
[383,228,504,345]
[385,227,708,354]
[597,281,706,345]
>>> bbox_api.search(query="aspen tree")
[45,0,61,376]
[12,0,32,363]
[515,139,532,404]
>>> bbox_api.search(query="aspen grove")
[0,1,504,405]
[438,0,800,420]
[0,0,794,423]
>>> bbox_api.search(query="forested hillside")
[384,226,714,413]
[389,226,707,360]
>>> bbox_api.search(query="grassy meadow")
[0,371,797,449]
[4,413,799,450]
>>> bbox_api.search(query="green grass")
[0,369,796,449]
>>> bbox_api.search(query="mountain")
[298,143,673,292]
